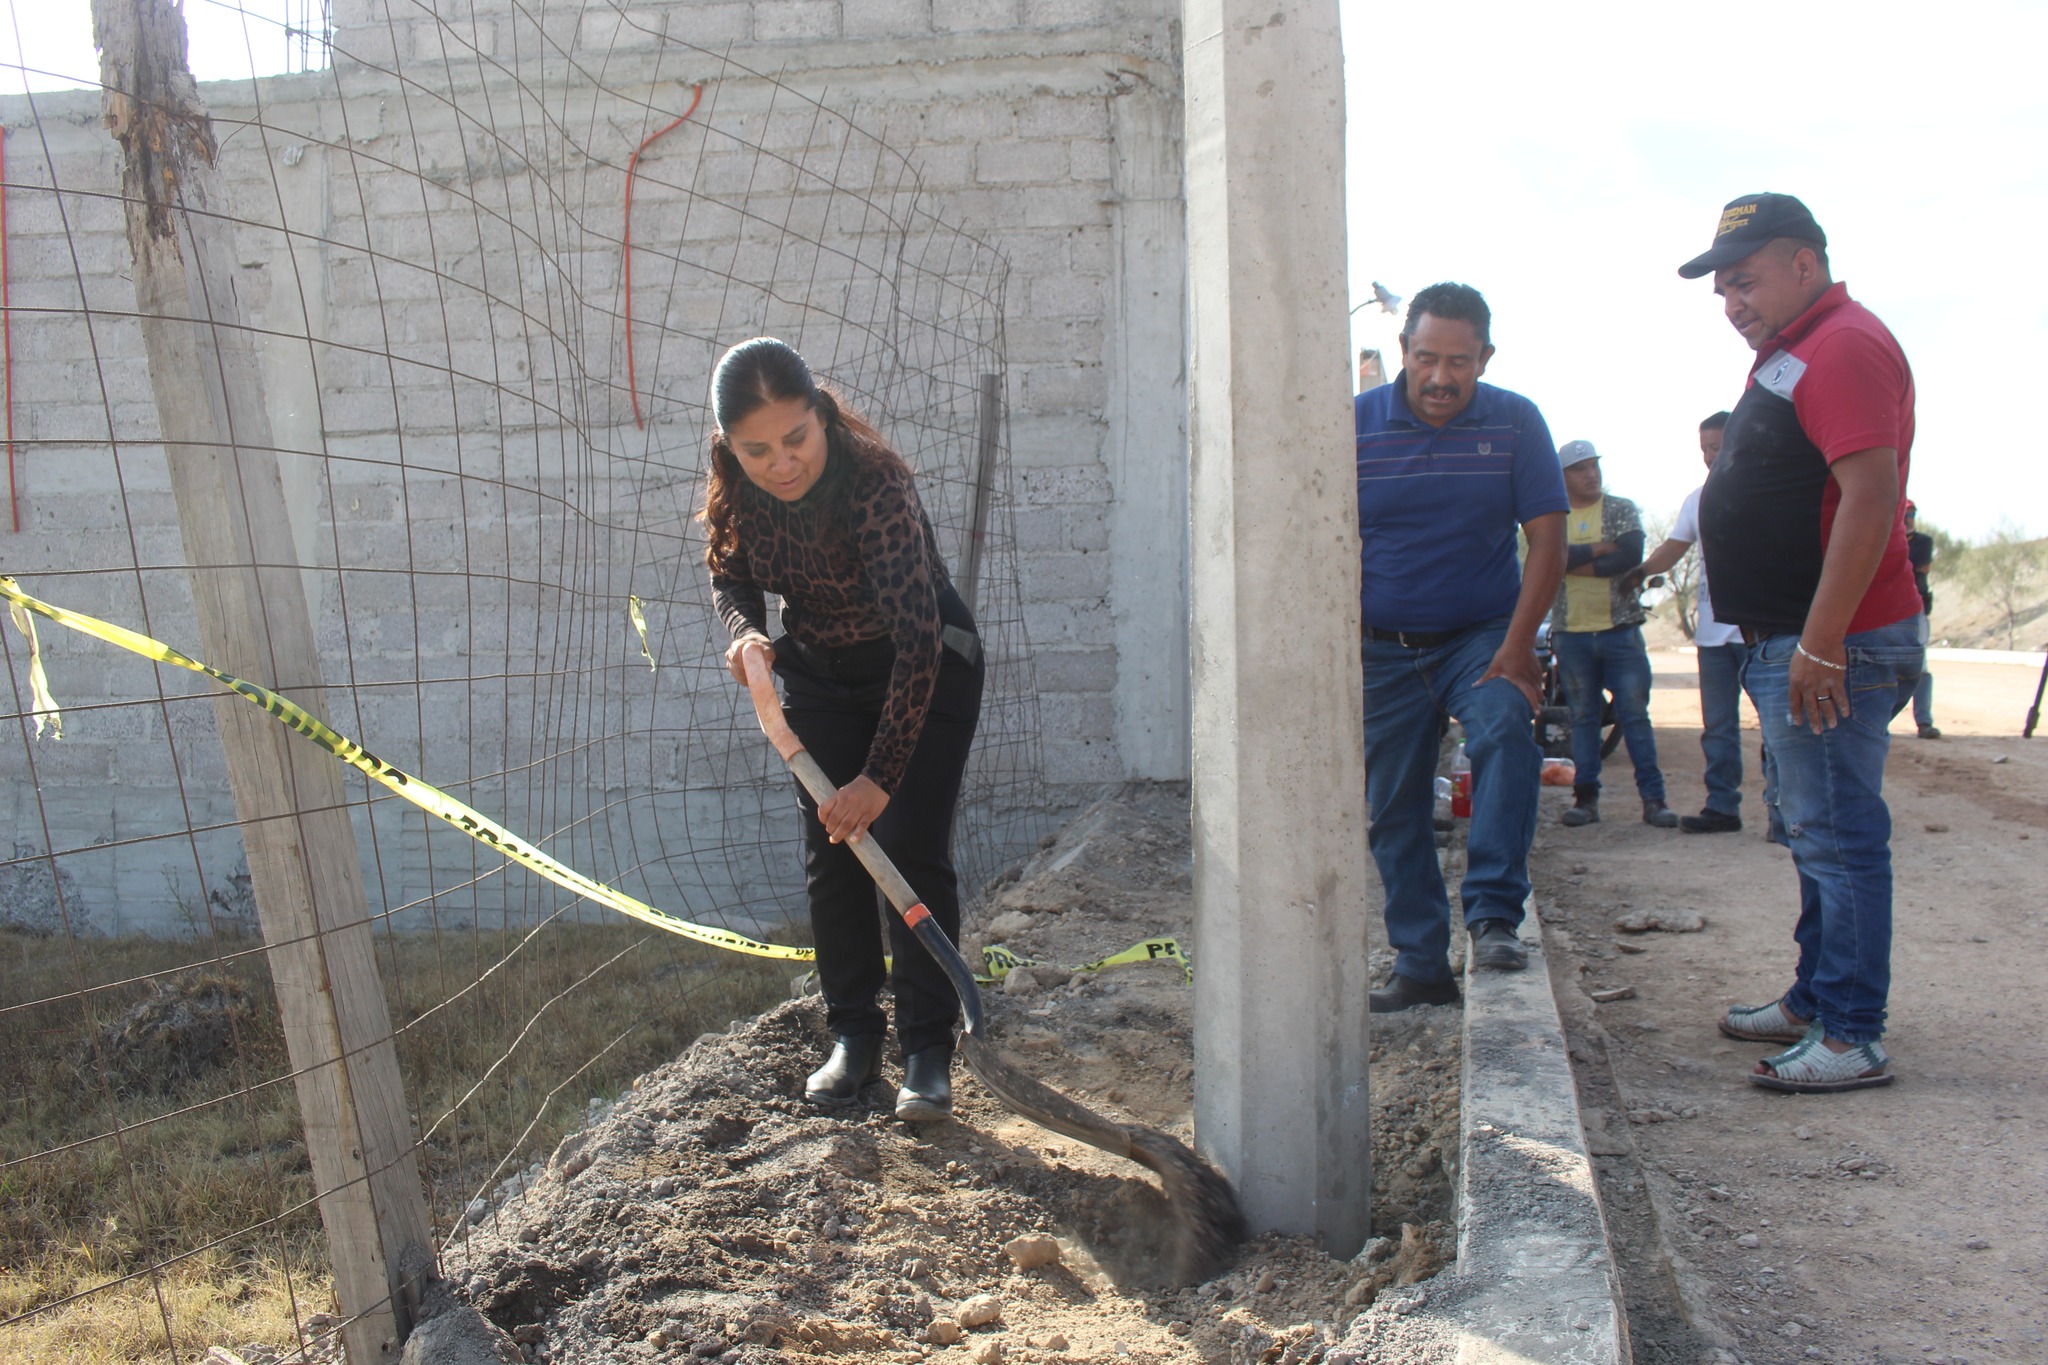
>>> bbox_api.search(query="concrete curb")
[1450,899,1629,1363]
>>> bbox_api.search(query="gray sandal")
[1749,1027,1894,1093]
[1719,997,1808,1044]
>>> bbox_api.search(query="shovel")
[740,644,1243,1283]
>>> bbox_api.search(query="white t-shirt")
[1673,487,1743,648]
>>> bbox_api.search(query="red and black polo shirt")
[1698,282,1920,636]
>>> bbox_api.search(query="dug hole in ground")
[429,784,1465,1365]
[1535,649,2048,1365]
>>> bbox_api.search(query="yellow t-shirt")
[1564,497,1612,632]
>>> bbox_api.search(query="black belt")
[1739,627,1793,646]
[1363,624,1460,650]
[781,623,980,679]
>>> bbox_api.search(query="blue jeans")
[1362,619,1540,985]
[1697,641,1751,816]
[1743,616,1925,1043]
[1912,670,1935,728]
[1553,625,1666,803]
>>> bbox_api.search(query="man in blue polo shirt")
[1357,282,1569,1012]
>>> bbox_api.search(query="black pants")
[775,591,983,1058]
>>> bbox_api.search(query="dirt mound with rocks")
[445,784,1459,1363]
[92,973,253,1095]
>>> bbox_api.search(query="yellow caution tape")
[980,936,1192,986]
[0,576,811,963]
[6,593,62,740]
[629,595,656,672]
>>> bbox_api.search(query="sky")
[1,0,317,89]
[1338,0,2048,540]
[5,1,2041,539]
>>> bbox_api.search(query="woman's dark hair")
[699,337,903,572]
[1401,282,1491,347]
[1700,410,1732,432]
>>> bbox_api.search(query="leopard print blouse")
[711,441,953,795]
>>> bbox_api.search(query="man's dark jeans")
[1554,623,1666,802]
[1361,619,1540,985]
[1697,640,1752,816]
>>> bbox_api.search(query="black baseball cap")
[1676,193,1828,279]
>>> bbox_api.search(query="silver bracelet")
[1795,642,1846,671]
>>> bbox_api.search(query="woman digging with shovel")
[702,337,984,1123]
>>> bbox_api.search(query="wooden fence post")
[93,2,433,1359]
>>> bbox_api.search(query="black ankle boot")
[895,1045,953,1122]
[805,1034,883,1103]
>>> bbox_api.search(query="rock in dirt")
[956,1294,1003,1328]
[972,1341,1005,1365]
[399,1306,522,1365]
[1581,1121,1630,1157]
[926,1320,965,1345]
[1354,1236,1394,1265]
[1003,1233,1062,1270]
[1613,908,1707,933]
[1043,1333,1070,1352]
[987,910,1036,940]
[1588,986,1637,1003]
[1001,966,1045,996]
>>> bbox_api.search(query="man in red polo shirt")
[1681,194,1925,1093]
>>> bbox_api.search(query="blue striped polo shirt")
[1355,375,1567,633]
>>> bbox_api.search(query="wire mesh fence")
[0,1,1047,1358]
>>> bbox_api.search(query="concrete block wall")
[0,0,1191,934]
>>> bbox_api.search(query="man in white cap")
[1548,439,1676,829]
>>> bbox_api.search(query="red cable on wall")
[623,84,704,431]
[3,126,15,532]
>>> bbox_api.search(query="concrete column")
[1106,79,1191,781]
[1183,0,1371,1252]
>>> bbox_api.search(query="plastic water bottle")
[1451,742,1472,819]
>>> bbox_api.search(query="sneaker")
[1917,724,1942,739]
[1469,918,1529,971]
[1680,808,1743,834]
[1642,800,1679,829]
[1561,785,1599,828]
[1368,972,1462,1013]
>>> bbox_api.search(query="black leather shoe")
[1642,799,1680,829]
[1367,972,1462,1013]
[1469,918,1529,971]
[805,1034,883,1104]
[1679,808,1742,834]
[896,1046,954,1122]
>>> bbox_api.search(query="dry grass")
[0,919,797,1362]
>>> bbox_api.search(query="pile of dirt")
[91,972,252,1095]
[442,784,1460,1363]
